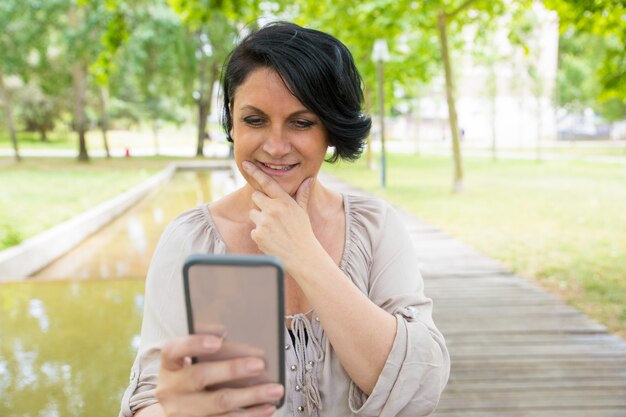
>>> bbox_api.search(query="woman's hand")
[242,161,322,273]
[154,334,284,417]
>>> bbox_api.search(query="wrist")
[286,240,334,285]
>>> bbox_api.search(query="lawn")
[0,125,209,151]
[323,153,626,338]
[0,157,177,251]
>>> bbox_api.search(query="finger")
[160,335,222,372]
[175,356,267,393]
[249,208,262,225]
[174,384,284,415]
[251,191,271,210]
[216,404,277,417]
[295,177,314,209]
[207,383,284,414]
[242,161,286,199]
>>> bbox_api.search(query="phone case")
[183,253,285,408]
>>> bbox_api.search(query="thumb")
[295,177,314,209]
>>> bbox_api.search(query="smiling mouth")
[259,162,298,171]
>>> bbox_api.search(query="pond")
[0,169,238,417]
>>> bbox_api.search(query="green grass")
[0,157,177,251]
[0,131,75,149]
[478,146,626,157]
[323,154,626,338]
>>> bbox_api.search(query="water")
[33,169,238,280]
[0,169,239,417]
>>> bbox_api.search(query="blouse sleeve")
[345,197,450,417]
[118,206,224,417]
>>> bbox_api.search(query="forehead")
[233,67,309,113]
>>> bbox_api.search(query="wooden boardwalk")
[321,174,626,417]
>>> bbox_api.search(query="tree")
[428,0,511,191]
[545,0,626,120]
[296,0,518,192]
[293,0,440,168]
[167,0,246,157]
[64,1,115,161]
[508,2,559,161]
[110,2,195,155]
[18,83,59,142]
[471,15,511,161]
[0,0,37,161]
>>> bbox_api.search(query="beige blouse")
[118,193,450,417]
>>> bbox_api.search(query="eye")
[243,116,265,127]
[292,119,315,129]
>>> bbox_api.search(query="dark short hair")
[221,21,371,162]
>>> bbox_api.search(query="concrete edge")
[0,159,233,280]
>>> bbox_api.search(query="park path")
[320,173,626,417]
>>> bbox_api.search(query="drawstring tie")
[286,311,324,416]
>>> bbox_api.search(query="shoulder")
[345,193,411,253]
[156,205,223,253]
[345,194,403,234]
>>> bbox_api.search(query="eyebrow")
[238,105,315,118]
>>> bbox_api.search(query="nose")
[262,126,292,158]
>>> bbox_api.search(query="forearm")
[134,403,165,417]
[290,244,397,395]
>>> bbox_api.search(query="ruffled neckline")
[201,193,354,274]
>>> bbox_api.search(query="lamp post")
[372,39,389,188]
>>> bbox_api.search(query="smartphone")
[183,254,285,404]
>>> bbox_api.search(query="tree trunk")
[437,12,464,192]
[197,101,209,157]
[196,56,208,157]
[39,128,48,142]
[73,62,89,162]
[69,7,89,162]
[535,95,542,162]
[376,61,387,188]
[98,86,111,158]
[488,60,497,161]
[152,118,160,155]
[0,73,20,162]
[196,61,218,157]
[364,87,373,169]
[411,101,421,156]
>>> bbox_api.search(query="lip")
[256,161,299,176]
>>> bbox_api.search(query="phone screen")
[183,254,285,398]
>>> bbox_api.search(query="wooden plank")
[447,343,626,356]
[445,379,626,390]
[444,333,625,345]
[433,409,626,417]
[320,175,626,416]
[436,388,626,409]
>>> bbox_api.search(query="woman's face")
[231,67,329,197]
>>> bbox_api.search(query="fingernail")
[261,404,277,416]
[202,337,219,349]
[246,358,264,372]
[266,384,284,399]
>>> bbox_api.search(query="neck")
[233,179,334,219]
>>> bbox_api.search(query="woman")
[119,22,449,417]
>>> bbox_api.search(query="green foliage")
[110,1,196,124]
[17,84,60,138]
[556,30,605,113]
[293,0,441,114]
[545,0,626,119]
